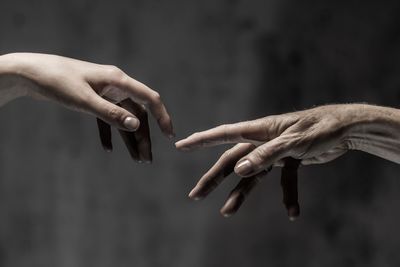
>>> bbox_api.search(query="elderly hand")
[0,53,174,161]
[176,104,400,218]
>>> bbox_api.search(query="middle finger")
[188,143,256,200]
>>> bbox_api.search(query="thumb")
[234,135,296,177]
[87,93,140,131]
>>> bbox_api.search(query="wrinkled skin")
[0,53,174,161]
[2,53,400,220]
[176,104,400,218]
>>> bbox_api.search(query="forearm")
[346,104,400,163]
[0,54,29,106]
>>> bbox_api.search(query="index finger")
[175,120,267,151]
[188,143,256,200]
[106,70,174,138]
[127,79,174,138]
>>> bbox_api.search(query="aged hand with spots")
[176,104,400,219]
[0,53,174,161]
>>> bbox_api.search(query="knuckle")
[220,124,229,131]
[190,132,200,140]
[107,107,124,122]
[150,91,162,104]
[217,124,231,142]
[160,116,172,128]
[190,132,205,145]
[75,90,95,112]
[220,149,233,160]
[163,115,172,125]
[105,65,125,80]
[253,148,268,162]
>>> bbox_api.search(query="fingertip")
[175,140,190,151]
[167,122,176,139]
[189,195,203,201]
[188,188,197,199]
[147,153,153,163]
[161,125,175,139]
[220,205,234,218]
[220,196,239,218]
[101,142,113,153]
[157,115,175,138]
[220,204,235,218]
[140,148,153,164]
[174,140,182,147]
[287,204,300,221]
[188,188,203,200]
[104,147,113,153]
[174,139,184,146]
[221,211,233,218]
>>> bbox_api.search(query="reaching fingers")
[86,91,140,131]
[99,67,174,138]
[95,99,152,163]
[97,118,112,152]
[281,158,301,221]
[119,100,152,163]
[220,168,271,217]
[188,143,256,200]
[234,134,298,177]
[175,120,270,151]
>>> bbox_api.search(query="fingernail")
[220,207,232,218]
[288,205,300,221]
[235,160,253,176]
[220,197,237,218]
[175,140,184,147]
[175,141,190,151]
[123,117,140,131]
[188,188,202,200]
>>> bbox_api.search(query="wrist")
[344,104,400,150]
[0,53,31,102]
[0,53,20,75]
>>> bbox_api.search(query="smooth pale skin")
[0,53,174,161]
[176,104,400,218]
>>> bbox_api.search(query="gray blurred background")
[0,0,400,266]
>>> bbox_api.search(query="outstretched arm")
[0,53,174,161]
[176,104,400,218]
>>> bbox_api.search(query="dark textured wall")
[0,0,400,266]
